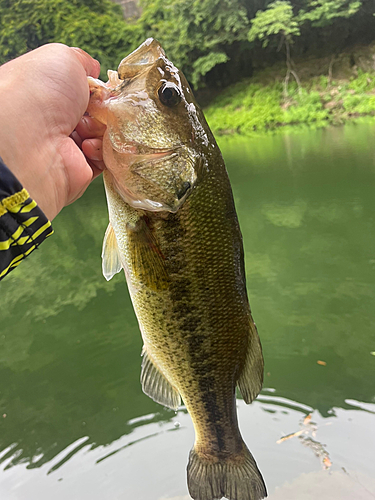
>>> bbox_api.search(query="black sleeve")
[0,158,53,280]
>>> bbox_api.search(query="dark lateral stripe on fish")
[161,213,228,451]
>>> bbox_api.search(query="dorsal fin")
[102,222,122,281]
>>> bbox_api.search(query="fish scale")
[88,38,267,500]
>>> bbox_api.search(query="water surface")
[0,121,374,499]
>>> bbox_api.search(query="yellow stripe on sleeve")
[0,216,41,250]
[22,221,52,245]
[19,199,38,213]
[0,226,24,250]
[0,244,36,278]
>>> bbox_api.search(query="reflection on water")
[1,398,374,499]
[1,121,375,498]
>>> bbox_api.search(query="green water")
[0,121,374,499]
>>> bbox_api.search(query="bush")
[343,93,375,113]
[348,69,375,93]
[0,0,141,78]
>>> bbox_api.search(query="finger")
[70,130,82,148]
[88,159,105,179]
[58,137,96,211]
[71,133,105,174]
[82,138,103,161]
[70,47,100,78]
[76,116,106,140]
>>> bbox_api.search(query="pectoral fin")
[126,217,170,291]
[141,348,181,410]
[102,223,122,281]
[237,319,264,404]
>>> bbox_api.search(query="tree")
[0,0,140,78]
[248,1,302,97]
[0,0,372,91]
[298,0,362,27]
[248,0,365,95]
[298,0,362,81]
[138,0,250,88]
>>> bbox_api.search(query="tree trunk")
[328,55,336,86]
[283,39,302,98]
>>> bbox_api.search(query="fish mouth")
[117,38,166,80]
[117,142,178,159]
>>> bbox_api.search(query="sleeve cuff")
[0,170,53,280]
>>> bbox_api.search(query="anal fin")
[141,349,181,410]
[237,319,264,404]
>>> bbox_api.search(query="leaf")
[298,0,362,28]
[191,51,229,87]
[303,414,312,425]
[276,430,303,443]
[248,1,301,47]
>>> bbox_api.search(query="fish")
[87,38,267,500]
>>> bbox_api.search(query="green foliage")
[347,69,375,92]
[205,80,284,134]
[283,89,330,124]
[318,75,330,90]
[191,52,229,88]
[0,0,373,89]
[205,69,375,136]
[248,0,301,47]
[248,0,367,54]
[0,0,140,78]
[298,0,362,27]
[343,93,375,113]
[139,0,249,87]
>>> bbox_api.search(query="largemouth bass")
[88,38,267,500]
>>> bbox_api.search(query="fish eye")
[158,82,181,107]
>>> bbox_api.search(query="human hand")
[0,43,106,220]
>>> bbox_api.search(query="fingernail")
[81,116,91,130]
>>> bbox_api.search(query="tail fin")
[187,446,267,500]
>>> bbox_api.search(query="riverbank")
[204,47,375,136]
